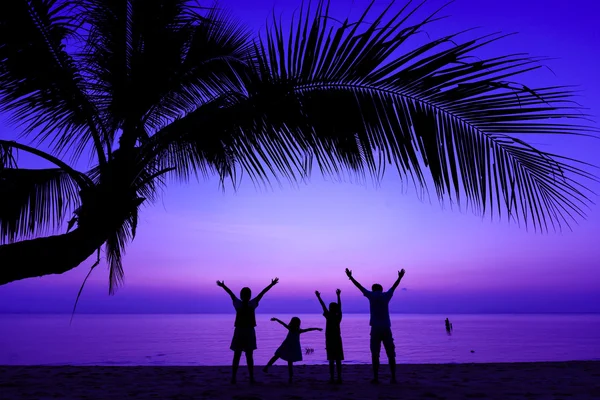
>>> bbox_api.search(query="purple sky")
[1,0,599,314]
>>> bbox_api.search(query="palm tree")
[0,0,596,291]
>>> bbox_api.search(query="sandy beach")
[0,362,598,399]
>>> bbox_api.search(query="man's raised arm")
[345,268,368,295]
[254,277,279,302]
[388,269,406,294]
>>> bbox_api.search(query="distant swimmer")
[445,318,453,335]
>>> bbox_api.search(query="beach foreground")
[1,362,598,399]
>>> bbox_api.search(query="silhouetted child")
[263,317,322,383]
[217,278,279,384]
[316,289,344,383]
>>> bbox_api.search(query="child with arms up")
[316,289,344,384]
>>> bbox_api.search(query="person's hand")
[315,290,321,297]
[216,280,225,287]
[345,268,352,278]
[399,269,406,279]
[270,317,277,322]
[336,288,341,295]
[271,277,279,285]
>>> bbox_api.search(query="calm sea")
[1,314,599,366]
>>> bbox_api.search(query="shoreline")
[1,361,599,399]
[2,359,599,366]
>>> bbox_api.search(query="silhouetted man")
[345,268,405,383]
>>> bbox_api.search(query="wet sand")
[1,361,599,399]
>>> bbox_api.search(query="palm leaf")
[228,0,598,232]
[0,0,106,163]
[79,0,252,149]
[111,0,599,236]
[142,4,253,133]
[0,168,82,243]
[140,94,246,189]
[103,199,144,294]
[0,140,93,243]
[0,141,18,169]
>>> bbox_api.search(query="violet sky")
[0,0,599,314]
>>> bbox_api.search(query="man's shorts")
[370,326,396,358]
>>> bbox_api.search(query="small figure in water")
[445,318,453,335]
[263,317,322,383]
[315,289,344,384]
[217,278,279,384]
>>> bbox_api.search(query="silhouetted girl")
[263,317,322,383]
[316,289,344,383]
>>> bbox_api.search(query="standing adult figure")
[217,278,279,384]
[345,268,406,383]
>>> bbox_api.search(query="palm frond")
[0,141,18,169]
[104,199,143,294]
[142,4,253,133]
[75,0,132,145]
[0,139,94,189]
[80,0,251,149]
[0,140,94,244]
[142,89,315,193]
[0,0,106,164]
[139,94,240,187]
[231,0,598,232]
[0,167,82,243]
[104,225,126,295]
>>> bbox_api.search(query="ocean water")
[0,314,599,366]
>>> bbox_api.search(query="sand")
[1,362,599,399]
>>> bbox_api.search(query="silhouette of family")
[217,268,406,384]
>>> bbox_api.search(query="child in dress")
[316,289,343,383]
[263,317,322,383]
[217,278,279,384]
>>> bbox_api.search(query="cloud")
[401,288,408,291]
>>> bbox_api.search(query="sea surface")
[1,314,599,366]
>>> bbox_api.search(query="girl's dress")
[324,310,344,361]
[275,330,303,362]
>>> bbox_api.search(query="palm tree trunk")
[0,228,107,285]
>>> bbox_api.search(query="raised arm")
[254,277,279,302]
[388,269,406,294]
[336,288,342,312]
[216,281,237,301]
[270,317,289,329]
[300,327,323,333]
[315,291,328,314]
[345,268,368,295]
